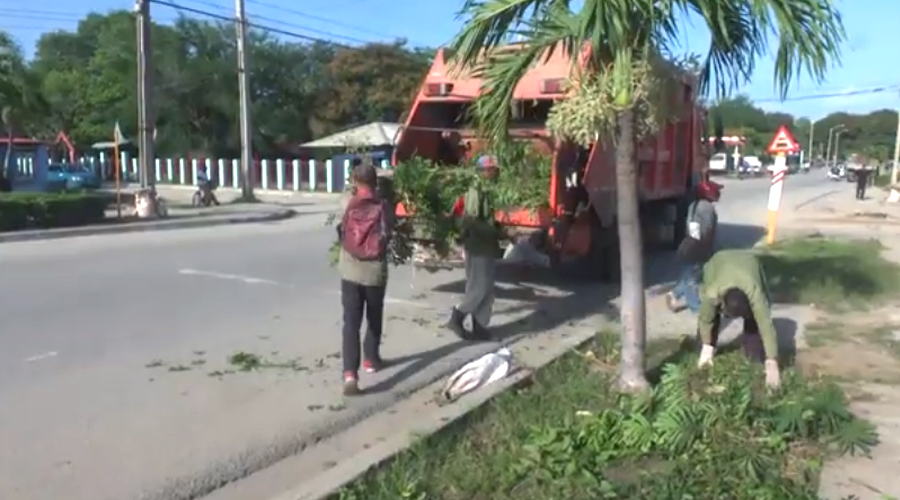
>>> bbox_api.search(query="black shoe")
[471,320,493,341]
[446,307,473,340]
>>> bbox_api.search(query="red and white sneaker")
[362,358,384,374]
[342,371,361,396]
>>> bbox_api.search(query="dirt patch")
[797,311,900,385]
[798,343,900,385]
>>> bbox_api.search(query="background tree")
[311,41,433,138]
[24,12,432,156]
[0,31,48,188]
[450,0,844,391]
[707,95,896,162]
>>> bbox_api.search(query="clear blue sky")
[3,0,895,120]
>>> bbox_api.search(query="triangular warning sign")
[767,125,799,154]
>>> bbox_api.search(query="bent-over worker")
[696,249,781,388]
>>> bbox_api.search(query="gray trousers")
[457,253,496,327]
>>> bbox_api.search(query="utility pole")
[892,96,900,185]
[135,0,154,190]
[235,0,254,199]
[806,120,815,165]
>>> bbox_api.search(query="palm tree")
[449,0,844,391]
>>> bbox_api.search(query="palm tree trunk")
[615,109,649,392]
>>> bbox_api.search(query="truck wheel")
[671,200,688,250]
[585,211,621,283]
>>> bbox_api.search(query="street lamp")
[805,119,816,166]
[833,129,847,166]
[825,124,846,168]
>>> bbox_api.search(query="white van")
[708,153,728,173]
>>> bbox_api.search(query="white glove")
[765,359,781,389]
[698,344,715,367]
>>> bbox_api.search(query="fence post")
[191,159,199,185]
[309,160,317,192]
[261,159,269,190]
[276,159,285,190]
[325,159,333,193]
[292,159,300,191]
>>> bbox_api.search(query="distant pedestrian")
[855,167,871,200]
[337,161,391,396]
[447,157,500,341]
[666,179,722,314]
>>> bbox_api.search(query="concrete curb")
[258,329,597,500]
[0,209,297,244]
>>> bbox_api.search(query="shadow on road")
[365,222,766,395]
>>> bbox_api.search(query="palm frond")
[451,0,566,68]
[681,0,845,100]
[455,2,581,144]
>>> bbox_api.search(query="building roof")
[0,136,43,145]
[301,122,402,149]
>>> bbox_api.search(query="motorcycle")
[826,167,843,182]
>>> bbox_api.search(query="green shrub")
[874,174,892,187]
[759,237,900,309]
[337,335,877,500]
[0,192,110,231]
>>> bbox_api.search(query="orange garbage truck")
[392,46,710,281]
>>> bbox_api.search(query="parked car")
[708,152,728,174]
[47,163,102,190]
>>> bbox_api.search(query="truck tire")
[671,199,688,250]
[585,211,621,283]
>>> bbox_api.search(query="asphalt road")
[0,170,838,500]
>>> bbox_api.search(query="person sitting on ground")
[695,249,781,388]
[666,179,722,313]
[336,161,391,396]
[447,156,500,341]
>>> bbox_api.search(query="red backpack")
[341,192,388,261]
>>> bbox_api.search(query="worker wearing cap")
[666,179,722,313]
[447,156,500,341]
[695,249,781,388]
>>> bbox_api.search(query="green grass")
[759,237,900,310]
[334,332,877,500]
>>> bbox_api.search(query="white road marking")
[178,269,291,287]
[24,351,58,363]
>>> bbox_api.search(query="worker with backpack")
[336,161,391,396]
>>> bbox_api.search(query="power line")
[149,0,361,47]
[174,0,374,45]
[244,0,411,43]
[754,85,900,104]
[1,8,895,107]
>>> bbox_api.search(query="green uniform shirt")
[459,185,500,256]
[698,250,778,359]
